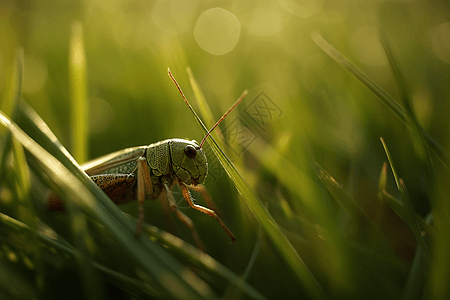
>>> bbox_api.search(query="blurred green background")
[1,0,450,299]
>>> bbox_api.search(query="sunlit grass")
[1,2,450,299]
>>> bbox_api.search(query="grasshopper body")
[48,138,235,248]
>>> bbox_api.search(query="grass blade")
[378,34,450,298]
[11,137,45,291]
[139,220,267,300]
[380,138,430,263]
[315,163,372,226]
[69,21,88,163]
[378,31,440,206]
[312,31,450,170]
[186,67,217,130]
[402,246,427,300]
[0,212,158,298]
[383,191,434,241]
[376,162,388,228]
[186,67,227,151]
[1,48,23,118]
[170,69,328,300]
[208,132,327,300]
[0,48,23,193]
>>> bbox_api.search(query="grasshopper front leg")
[177,178,236,242]
[187,184,223,219]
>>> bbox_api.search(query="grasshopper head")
[169,139,208,185]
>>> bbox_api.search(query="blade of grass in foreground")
[311,31,450,171]
[0,212,158,299]
[380,138,430,264]
[2,49,45,291]
[139,220,267,300]
[11,137,45,290]
[169,69,328,300]
[0,110,216,300]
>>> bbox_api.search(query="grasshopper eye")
[184,145,197,159]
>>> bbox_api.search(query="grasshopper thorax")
[146,139,208,186]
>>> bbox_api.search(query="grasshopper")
[48,69,245,249]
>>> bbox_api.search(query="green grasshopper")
[48,69,244,249]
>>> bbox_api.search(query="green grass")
[1,4,450,299]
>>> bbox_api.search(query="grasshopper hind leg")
[135,157,153,237]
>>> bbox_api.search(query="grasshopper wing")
[83,146,146,176]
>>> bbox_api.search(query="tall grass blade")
[380,138,430,263]
[311,32,450,170]
[186,67,217,130]
[186,67,227,151]
[69,21,98,299]
[170,70,328,300]
[1,48,23,117]
[69,21,88,163]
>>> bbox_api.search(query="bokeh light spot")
[278,0,323,18]
[432,22,450,64]
[194,8,241,55]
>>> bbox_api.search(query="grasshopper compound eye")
[184,144,197,159]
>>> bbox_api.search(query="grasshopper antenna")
[198,90,247,147]
[168,68,248,148]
